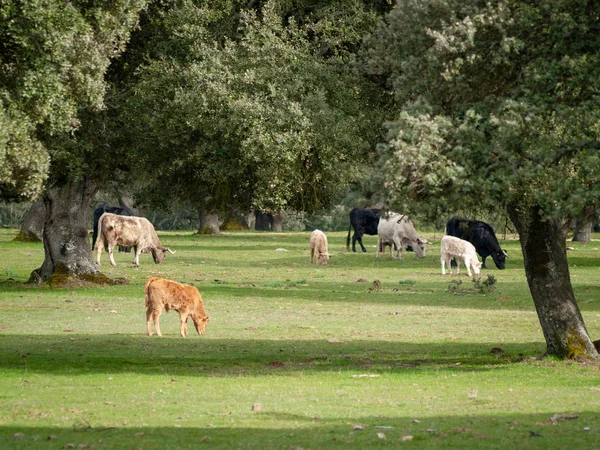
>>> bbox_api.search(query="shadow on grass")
[2,410,599,450]
[0,334,539,377]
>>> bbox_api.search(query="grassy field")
[0,228,599,449]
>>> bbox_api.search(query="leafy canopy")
[363,0,600,219]
[0,0,147,200]
[121,0,387,213]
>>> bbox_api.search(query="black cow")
[445,217,507,269]
[92,204,134,252]
[346,207,381,252]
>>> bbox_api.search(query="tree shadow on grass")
[0,334,540,378]
[2,410,599,450]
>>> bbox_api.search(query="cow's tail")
[144,277,159,307]
[346,225,352,251]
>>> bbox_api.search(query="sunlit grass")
[0,228,599,449]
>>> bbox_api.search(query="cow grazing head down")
[413,238,427,259]
[445,217,507,269]
[150,246,176,264]
[145,277,210,338]
[95,213,176,267]
[492,249,508,270]
[192,314,210,335]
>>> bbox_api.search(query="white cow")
[94,213,175,267]
[376,212,426,259]
[440,235,481,278]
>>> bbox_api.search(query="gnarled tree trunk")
[15,200,45,242]
[507,203,598,359]
[28,180,100,283]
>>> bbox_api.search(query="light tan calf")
[440,235,482,278]
[145,277,210,337]
[309,229,330,265]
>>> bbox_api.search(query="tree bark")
[198,210,220,234]
[572,219,592,242]
[255,211,274,231]
[15,200,45,242]
[272,213,283,232]
[28,180,100,283]
[507,202,598,359]
[572,206,595,243]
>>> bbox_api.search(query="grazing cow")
[145,277,210,337]
[94,213,175,267]
[440,235,481,278]
[445,217,507,269]
[92,204,134,253]
[309,229,330,265]
[346,207,381,252]
[376,212,426,259]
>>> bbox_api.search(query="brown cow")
[145,277,210,337]
[94,213,175,267]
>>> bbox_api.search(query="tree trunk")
[198,210,220,234]
[572,218,592,242]
[572,206,595,243]
[28,180,100,284]
[15,200,45,242]
[255,211,274,231]
[507,202,598,359]
[272,213,283,232]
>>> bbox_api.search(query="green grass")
[0,228,599,449]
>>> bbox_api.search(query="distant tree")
[364,0,600,358]
[119,0,389,220]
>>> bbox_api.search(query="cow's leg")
[358,238,367,252]
[456,258,461,275]
[376,238,381,258]
[481,255,488,269]
[152,310,163,337]
[465,258,473,278]
[393,238,402,259]
[180,313,189,337]
[146,308,154,336]
[310,248,315,264]
[133,246,141,266]
[355,231,367,252]
[441,257,446,275]
[95,245,103,266]
[108,246,117,266]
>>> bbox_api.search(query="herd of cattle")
[91,204,508,337]
[344,207,508,275]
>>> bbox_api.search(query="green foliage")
[364,0,600,219]
[121,0,388,214]
[0,0,148,200]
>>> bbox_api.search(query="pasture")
[0,228,599,449]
